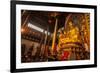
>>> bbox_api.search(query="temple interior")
[21,10,90,63]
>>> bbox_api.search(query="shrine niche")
[57,13,90,60]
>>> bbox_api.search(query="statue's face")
[68,21,73,29]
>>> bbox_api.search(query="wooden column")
[51,18,58,55]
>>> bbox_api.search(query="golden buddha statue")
[57,21,83,60]
[58,21,82,49]
[66,21,81,43]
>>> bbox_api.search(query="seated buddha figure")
[58,21,82,49]
[66,21,81,43]
[57,21,82,60]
